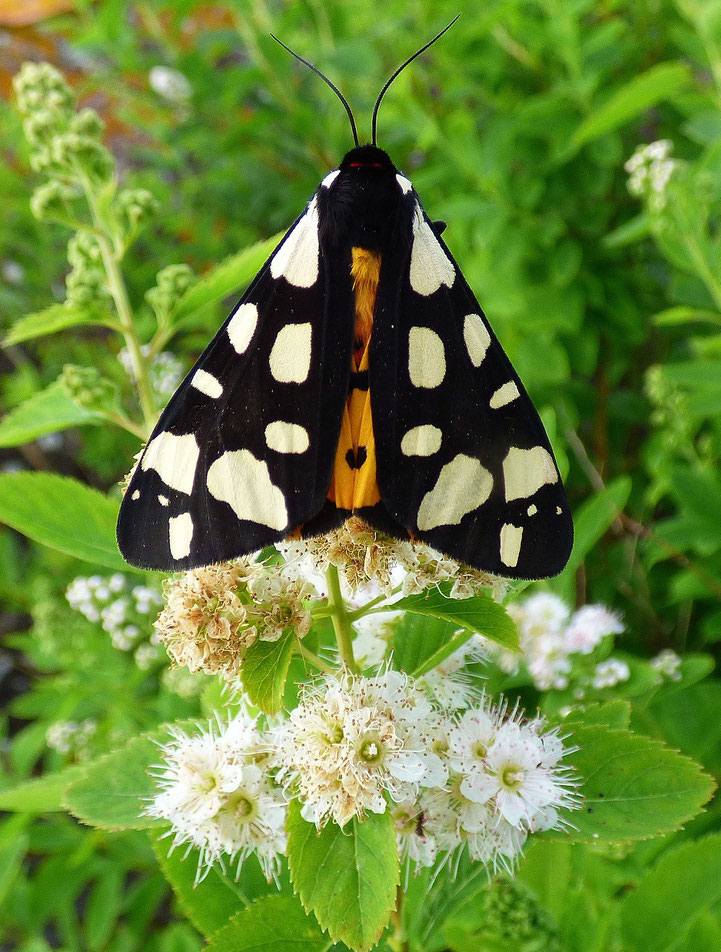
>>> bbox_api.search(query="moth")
[117,21,573,580]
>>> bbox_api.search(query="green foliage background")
[1,1,721,950]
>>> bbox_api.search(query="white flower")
[592,658,630,689]
[149,66,192,103]
[421,635,487,710]
[448,700,502,800]
[274,670,448,827]
[565,605,623,654]
[650,649,682,682]
[351,612,398,668]
[393,800,438,868]
[625,141,675,210]
[148,716,286,882]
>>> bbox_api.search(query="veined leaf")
[390,587,518,652]
[240,628,295,715]
[3,304,113,347]
[0,381,102,448]
[0,472,133,572]
[287,800,399,952]
[205,894,327,952]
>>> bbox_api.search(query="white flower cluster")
[149,66,192,104]
[278,517,504,603]
[66,573,164,660]
[148,712,286,883]
[501,593,624,691]
[650,648,682,682]
[592,658,630,689]
[149,674,579,882]
[625,140,675,211]
[46,718,97,757]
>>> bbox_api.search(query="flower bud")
[13,62,74,119]
[60,364,119,414]
[70,108,104,139]
[30,180,82,224]
[50,132,114,182]
[145,263,194,320]
[116,187,159,233]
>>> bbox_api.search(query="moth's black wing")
[117,196,354,570]
[368,199,573,579]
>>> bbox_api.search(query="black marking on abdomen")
[345,446,368,470]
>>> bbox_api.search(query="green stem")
[683,232,721,312]
[296,642,335,675]
[102,410,148,440]
[347,586,403,621]
[326,565,358,672]
[80,175,157,432]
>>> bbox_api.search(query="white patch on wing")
[270,197,319,288]
[158,494,169,507]
[131,490,140,501]
[269,323,312,383]
[490,381,520,409]
[464,313,491,367]
[500,523,523,568]
[191,369,223,399]
[169,512,194,560]
[401,424,442,457]
[556,506,563,515]
[409,204,455,296]
[227,302,258,355]
[527,503,538,516]
[141,431,199,495]
[265,421,309,454]
[503,446,559,502]
[408,327,446,388]
[396,173,412,194]
[322,169,340,188]
[417,454,493,530]
[207,449,288,530]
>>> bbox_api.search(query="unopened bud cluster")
[61,364,119,414]
[146,264,194,322]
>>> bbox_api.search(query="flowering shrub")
[2,10,721,952]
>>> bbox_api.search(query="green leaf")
[0,381,102,448]
[64,728,170,830]
[173,235,282,323]
[0,766,82,813]
[0,822,29,905]
[560,700,632,731]
[0,472,133,572]
[571,62,690,149]
[602,212,650,248]
[150,830,244,937]
[241,628,295,715]
[652,306,721,327]
[286,800,399,952]
[205,894,327,952]
[390,588,518,653]
[3,304,112,347]
[620,835,721,952]
[390,611,460,676]
[551,477,631,601]
[548,724,715,843]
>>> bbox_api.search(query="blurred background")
[1,1,721,949]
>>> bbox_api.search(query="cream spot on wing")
[158,494,169,507]
[269,323,312,383]
[191,369,223,399]
[500,523,523,568]
[408,327,446,388]
[490,381,520,409]
[556,506,563,515]
[417,454,493,530]
[503,446,559,502]
[207,449,287,530]
[401,424,442,457]
[322,169,340,188]
[131,490,140,501]
[396,173,412,194]
[527,503,538,516]
[265,421,309,454]
[141,431,199,495]
[269,197,319,288]
[169,512,194,560]
[464,313,491,367]
[409,204,455,296]
[227,302,258,355]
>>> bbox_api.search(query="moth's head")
[339,145,395,173]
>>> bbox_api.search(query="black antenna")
[270,34,360,148]
[371,15,460,147]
